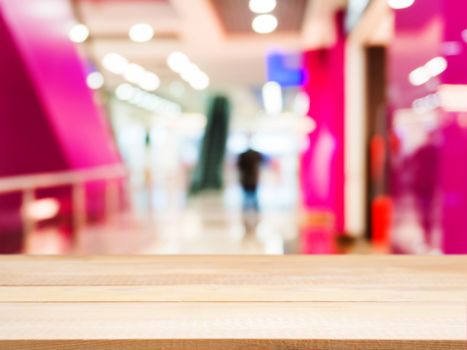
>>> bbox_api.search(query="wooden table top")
[0,255,466,349]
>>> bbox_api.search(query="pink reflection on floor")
[300,227,336,254]
[24,227,72,254]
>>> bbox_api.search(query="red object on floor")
[372,196,393,248]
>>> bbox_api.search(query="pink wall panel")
[0,0,122,252]
[0,0,120,170]
[388,0,467,253]
[300,14,345,238]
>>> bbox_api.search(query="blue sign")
[266,52,304,87]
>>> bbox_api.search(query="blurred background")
[0,0,466,255]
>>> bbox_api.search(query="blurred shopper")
[410,132,440,249]
[237,147,263,212]
[143,130,154,210]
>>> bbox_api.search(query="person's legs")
[415,193,434,247]
[242,188,259,212]
[242,188,260,235]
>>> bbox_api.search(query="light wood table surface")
[0,255,466,349]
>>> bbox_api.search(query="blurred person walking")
[237,147,263,212]
[410,132,440,250]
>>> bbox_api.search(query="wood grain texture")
[0,256,466,349]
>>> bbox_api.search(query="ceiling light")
[167,52,190,73]
[180,63,202,82]
[167,52,209,91]
[190,72,210,90]
[139,72,160,91]
[115,83,181,114]
[292,91,310,116]
[102,53,128,75]
[115,83,134,101]
[129,23,154,43]
[249,0,277,14]
[123,63,145,84]
[262,81,282,114]
[425,56,448,77]
[408,56,448,86]
[409,67,430,86]
[252,14,278,34]
[68,24,89,43]
[387,0,415,9]
[86,71,104,90]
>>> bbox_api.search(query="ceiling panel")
[76,0,178,36]
[209,0,309,34]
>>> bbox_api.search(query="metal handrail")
[0,164,126,194]
[0,164,128,247]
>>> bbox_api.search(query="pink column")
[299,14,345,253]
[438,0,467,253]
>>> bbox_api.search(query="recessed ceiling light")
[86,71,104,90]
[69,24,89,43]
[167,52,190,73]
[167,52,209,91]
[262,81,282,114]
[102,53,128,75]
[409,67,430,86]
[180,63,202,82]
[387,0,415,9]
[252,14,278,34]
[139,72,161,91]
[129,23,154,43]
[123,63,145,84]
[408,56,448,86]
[190,72,210,90]
[425,56,448,77]
[249,0,277,14]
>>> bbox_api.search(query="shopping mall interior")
[1,0,467,255]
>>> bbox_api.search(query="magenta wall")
[0,0,121,252]
[438,1,467,253]
[388,0,467,253]
[0,0,120,171]
[300,14,345,237]
[0,9,69,176]
[387,0,442,111]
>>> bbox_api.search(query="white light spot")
[167,52,190,73]
[138,72,160,91]
[102,53,128,75]
[69,24,89,43]
[86,71,104,90]
[249,0,277,14]
[252,14,278,34]
[129,23,154,43]
[123,63,145,84]
[387,0,415,10]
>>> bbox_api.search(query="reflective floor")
[22,180,430,255]
[25,196,300,255]
[24,167,303,255]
